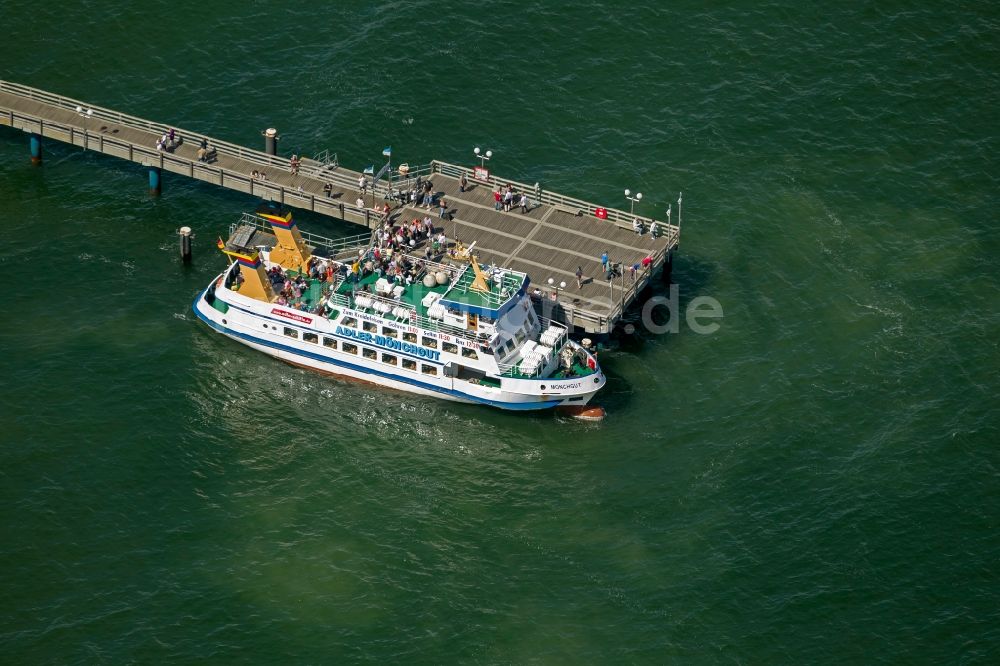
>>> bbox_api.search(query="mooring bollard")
[179,226,192,264]
[148,166,162,195]
[263,128,278,156]
[29,133,42,165]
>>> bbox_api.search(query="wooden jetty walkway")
[0,80,680,334]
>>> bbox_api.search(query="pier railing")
[528,242,667,333]
[1,79,679,334]
[0,80,409,232]
[429,159,681,239]
[0,80,681,249]
[0,80,295,170]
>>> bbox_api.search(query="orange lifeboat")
[556,405,606,422]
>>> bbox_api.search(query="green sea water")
[2,2,998,663]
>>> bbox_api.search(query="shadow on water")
[671,253,717,310]
[613,252,718,353]
[588,362,634,414]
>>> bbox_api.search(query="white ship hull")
[193,279,605,411]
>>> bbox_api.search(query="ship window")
[382,353,398,366]
[504,339,516,354]
[303,332,318,344]
[363,321,377,333]
[322,337,338,349]
[462,347,478,360]
[421,364,438,376]
[342,343,358,354]
[341,317,357,328]
[382,327,398,338]
[442,342,458,354]
[421,336,438,349]
[283,327,298,339]
[515,328,526,343]
[402,359,417,371]
[403,332,417,343]
[363,347,377,360]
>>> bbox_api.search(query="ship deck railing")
[324,276,495,348]
[230,212,371,257]
[374,162,435,197]
[496,317,574,379]
[442,263,525,310]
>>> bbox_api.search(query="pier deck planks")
[0,85,678,333]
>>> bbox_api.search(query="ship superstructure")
[193,210,605,410]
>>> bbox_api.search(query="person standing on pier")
[519,192,529,214]
[358,174,367,194]
[423,180,434,209]
[460,173,468,192]
[576,266,584,289]
[438,198,447,219]
[493,188,502,210]
[601,251,609,272]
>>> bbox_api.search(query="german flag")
[216,237,225,250]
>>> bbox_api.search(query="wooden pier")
[0,80,680,334]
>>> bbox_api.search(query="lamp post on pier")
[473,147,493,168]
[473,147,493,184]
[624,188,642,215]
[548,277,567,323]
[677,191,683,233]
[547,277,567,298]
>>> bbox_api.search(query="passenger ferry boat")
[192,209,606,411]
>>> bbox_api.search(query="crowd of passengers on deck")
[226,206,477,313]
[350,248,429,289]
[257,265,330,309]
[375,215,437,253]
[227,249,434,313]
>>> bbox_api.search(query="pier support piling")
[263,128,278,156]
[179,226,192,264]
[148,166,162,195]
[29,133,42,165]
